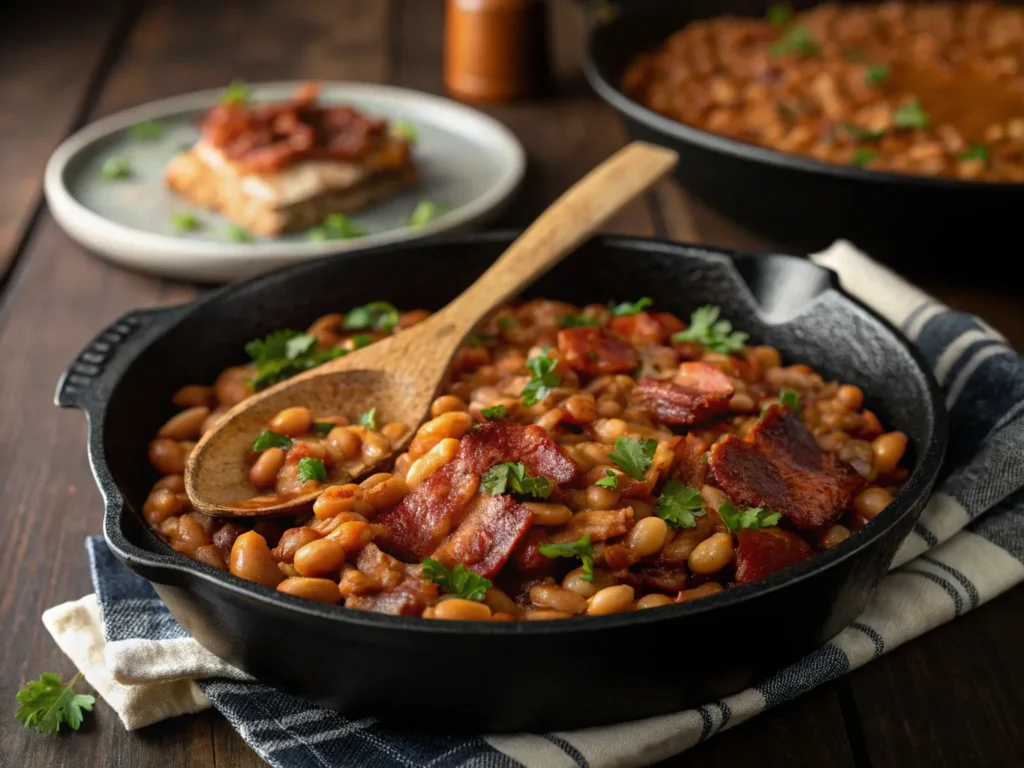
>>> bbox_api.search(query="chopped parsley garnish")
[777,102,799,120]
[348,333,374,349]
[498,316,517,330]
[99,155,131,180]
[561,314,599,328]
[893,99,929,130]
[958,143,988,162]
[771,26,819,57]
[520,352,561,406]
[312,422,335,437]
[842,122,886,142]
[245,330,346,390]
[538,535,594,582]
[671,305,748,354]
[421,559,491,601]
[297,457,327,484]
[308,213,365,241]
[468,333,496,347]
[393,118,419,144]
[608,435,657,480]
[223,79,250,105]
[654,480,706,529]
[359,407,378,431]
[342,301,400,333]
[843,47,867,61]
[129,120,164,139]
[170,212,200,231]
[227,225,253,242]
[595,469,618,489]
[767,3,792,28]
[481,404,508,420]
[851,148,878,167]
[15,672,95,734]
[864,63,890,87]
[481,462,554,499]
[610,297,654,316]
[717,502,782,532]
[778,387,801,416]
[407,199,450,227]
[251,430,293,452]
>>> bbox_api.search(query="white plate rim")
[44,81,526,279]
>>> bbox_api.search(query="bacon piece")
[557,327,639,375]
[652,311,686,338]
[512,528,555,575]
[632,363,735,425]
[212,522,247,563]
[609,312,666,346]
[627,565,689,593]
[671,433,709,488]
[430,494,534,578]
[550,508,633,544]
[376,421,575,561]
[734,528,813,584]
[708,406,863,531]
[602,543,637,572]
[344,578,439,615]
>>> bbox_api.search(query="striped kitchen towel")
[42,240,1024,768]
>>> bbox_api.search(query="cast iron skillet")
[585,0,1022,267]
[57,233,946,732]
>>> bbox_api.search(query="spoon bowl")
[185,141,678,517]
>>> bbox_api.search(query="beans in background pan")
[144,296,911,620]
[622,2,1024,181]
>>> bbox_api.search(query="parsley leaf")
[359,407,378,431]
[864,63,890,87]
[342,301,400,333]
[15,672,95,734]
[251,430,293,452]
[842,122,886,142]
[771,26,819,57]
[851,148,878,167]
[297,457,327,484]
[718,501,782,532]
[595,469,618,489]
[312,422,335,437]
[227,225,253,242]
[538,535,594,582]
[245,330,346,390]
[611,297,654,317]
[407,199,450,227]
[893,99,929,129]
[468,333,496,347]
[393,118,419,144]
[778,387,801,416]
[421,559,491,601]
[671,305,748,354]
[170,212,200,232]
[520,353,562,406]
[129,120,164,139]
[654,479,706,529]
[99,156,131,180]
[498,316,517,330]
[223,79,250,105]
[767,3,792,28]
[608,435,657,480]
[348,333,374,349]
[481,462,554,499]
[843,47,867,61]
[481,404,508,420]
[561,314,599,328]
[958,143,988,162]
[309,213,365,241]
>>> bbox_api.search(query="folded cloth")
[43,240,1024,768]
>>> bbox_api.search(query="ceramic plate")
[44,81,525,283]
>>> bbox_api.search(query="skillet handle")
[55,305,191,410]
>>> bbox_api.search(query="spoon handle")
[436,141,678,333]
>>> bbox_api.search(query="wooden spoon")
[185,141,678,517]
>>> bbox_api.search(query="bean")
[433,599,493,620]
[143,488,187,527]
[585,484,621,510]
[837,384,864,411]
[381,422,408,444]
[249,447,286,487]
[277,577,342,604]
[820,525,851,549]
[596,397,623,417]
[154,474,185,493]
[360,472,391,490]
[530,585,589,614]
[360,431,392,463]
[688,533,734,574]
[852,487,894,520]
[586,585,635,615]
[192,544,225,570]
[522,609,573,620]
[364,476,409,511]
[269,407,312,437]
[408,412,474,458]
[171,385,214,409]
[229,531,284,588]
[534,407,564,432]
[676,582,725,603]
[563,394,598,424]
[325,520,374,551]
[327,427,362,461]
[630,500,654,520]
[728,393,756,412]
[405,438,460,489]
[700,484,729,512]
[148,439,189,475]
[293,538,346,577]
[272,527,322,563]
[430,395,468,417]
[312,484,359,520]
[592,418,628,444]
[562,568,598,599]
[636,593,674,609]
[522,502,573,526]
[872,431,908,475]
[158,406,210,440]
[483,587,521,616]
[214,366,253,407]
[172,514,213,556]
[626,516,669,557]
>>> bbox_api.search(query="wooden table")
[2,2,1021,766]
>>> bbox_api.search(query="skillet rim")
[81,231,948,637]
[583,0,1024,194]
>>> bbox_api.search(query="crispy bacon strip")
[557,327,639,375]
[632,363,735,425]
[671,433,709,488]
[734,528,813,584]
[609,312,667,346]
[376,421,576,564]
[708,405,863,531]
[430,494,534,578]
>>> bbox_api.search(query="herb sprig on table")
[15,672,95,735]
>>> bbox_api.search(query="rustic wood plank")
[0,0,132,286]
